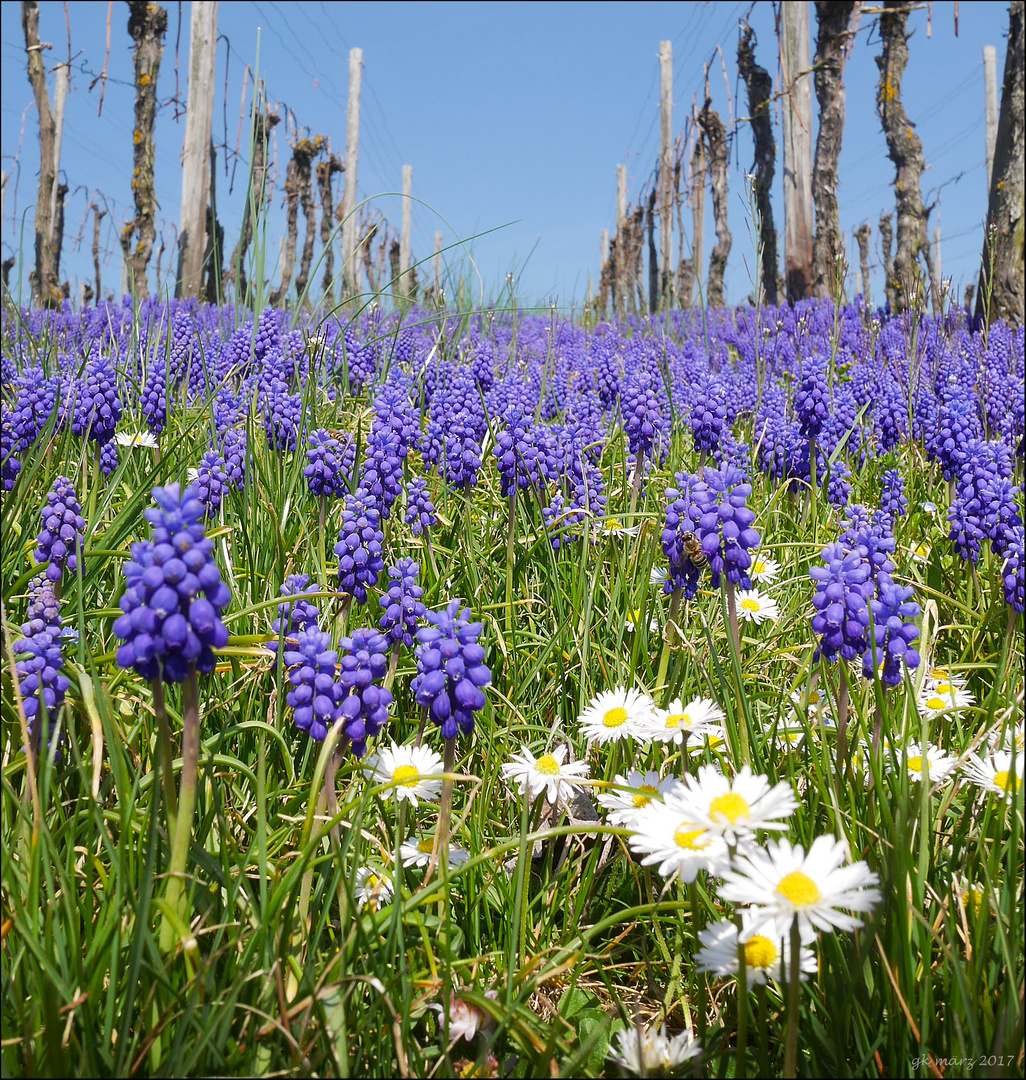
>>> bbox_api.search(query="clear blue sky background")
[0,1,1012,309]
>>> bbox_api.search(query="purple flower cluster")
[404,475,437,536]
[72,352,122,445]
[267,573,320,668]
[283,625,342,742]
[378,558,426,649]
[795,357,830,439]
[880,469,907,520]
[337,628,392,757]
[621,367,664,460]
[866,580,921,686]
[411,599,491,739]
[1,404,20,490]
[34,476,86,582]
[1001,525,1025,612]
[113,483,231,682]
[809,542,873,664]
[661,472,711,600]
[335,490,385,605]
[695,466,761,590]
[193,449,229,517]
[304,428,352,499]
[690,383,728,457]
[13,575,71,755]
[359,429,404,518]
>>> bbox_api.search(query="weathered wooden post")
[780,0,814,301]
[659,40,673,308]
[342,47,363,298]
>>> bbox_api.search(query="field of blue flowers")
[1,294,1022,1077]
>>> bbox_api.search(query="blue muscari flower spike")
[865,580,921,687]
[14,575,71,757]
[661,472,713,600]
[193,448,229,517]
[411,599,491,739]
[11,365,57,450]
[809,541,873,664]
[795,356,830,439]
[880,469,907,520]
[282,624,342,743]
[690,382,728,457]
[34,476,86,582]
[1,403,22,491]
[305,428,350,499]
[359,428,404,518]
[267,573,320,669]
[334,489,385,605]
[695,465,761,590]
[827,459,852,507]
[378,558,427,649]
[113,482,231,683]
[1001,525,1025,612]
[337,628,392,757]
[72,351,123,445]
[404,475,437,536]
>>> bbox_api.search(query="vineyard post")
[342,47,363,299]
[49,61,68,258]
[176,0,217,299]
[780,0,814,301]
[983,44,998,188]
[659,40,673,309]
[400,164,412,297]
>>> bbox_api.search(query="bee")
[681,530,709,571]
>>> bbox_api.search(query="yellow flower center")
[807,691,821,706]
[925,696,948,711]
[603,707,629,729]
[906,755,927,775]
[934,682,953,695]
[753,560,766,574]
[775,870,821,907]
[536,754,560,776]
[417,838,435,855]
[709,792,750,824]
[741,598,760,612]
[993,770,1019,792]
[605,518,622,530]
[744,935,778,969]
[393,765,420,787]
[633,784,658,808]
[962,887,984,916]
[673,825,708,850]
[364,873,381,890]
[665,712,690,729]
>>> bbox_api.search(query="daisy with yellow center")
[607,1024,701,1074]
[353,866,394,911]
[672,764,797,846]
[596,770,679,828]
[641,696,724,746]
[918,682,975,718]
[886,740,958,786]
[718,835,881,938]
[627,788,729,880]
[696,911,817,988]
[364,741,445,806]
[749,553,781,585]
[578,686,656,745]
[735,588,780,625]
[501,744,590,805]
[789,687,831,721]
[400,834,470,869]
[115,430,159,449]
[962,750,1021,799]
[989,720,1025,754]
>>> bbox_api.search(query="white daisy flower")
[578,686,656,744]
[909,541,931,564]
[918,684,975,718]
[989,721,1024,754]
[501,744,590,805]
[887,741,958,786]
[400,834,470,869]
[597,516,641,538]
[607,1024,701,1074]
[924,666,967,690]
[736,588,780,625]
[353,866,393,911]
[749,553,781,585]
[641,696,725,746]
[962,750,1021,798]
[596,770,679,828]
[187,466,200,483]
[790,687,832,721]
[773,728,807,751]
[650,565,668,587]
[115,429,159,449]
[364,742,445,806]
[718,835,882,939]
[627,787,729,881]
[625,608,660,633]
[696,912,817,988]
[672,765,797,845]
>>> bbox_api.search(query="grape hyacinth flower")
[113,482,231,683]
[661,473,712,601]
[72,351,122,446]
[880,469,907,520]
[405,475,437,536]
[267,573,320,669]
[282,624,343,743]
[795,356,830,440]
[809,542,873,666]
[13,575,71,758]
[337,628,393,757]
[865,580,921,686]
[378,558,427,651]
[411,599,491,740]
[1001,525,1024,613]
[304,428,351,499]
[696,466,761,591]
[1,403,21,491]
[191,449,229,518]
[34,476,86,584]
[359,429,404,518]
[334,490,385,606]
[690,383,728,462]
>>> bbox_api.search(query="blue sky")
[0,1,1012,308]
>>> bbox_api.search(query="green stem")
[725,580,750,766]
[628,449,646,517]
[160,670,200,953]
[318,494,328,587]
[505,492,517,637]
[783,917,802,1078]
[151,677,178,835]
[736,914,748,1080]
[655,588,682,702]
[690,880,706,1070]
[836,665,850,777]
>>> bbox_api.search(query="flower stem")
[836,665,850,775]
[655,587,682,702]
[505,492,517,638]
[318,494,328,587]
[160,670,200,953]
[628,449,646,517]
[151,677,178,835]
[690,880,706,1077]
[783,917,802,1078]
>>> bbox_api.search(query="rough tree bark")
[294,135,325,301]
[976,0,1024,325]
[21,0,62,307]
[646,188,658,314]
[879,212,894,309]
[737,24,779,306]
[120,0,167,298]
[855,222,872,303]
[700,99,731,309]
[202,143,223,303]
[388,238,401,293]
[91,202,105,301]
[224,97,279,303]
[812,0,855,301]
[875,1,935,313]
[317,151,344,308]
[629,204,646,313]
[269,153,300,305]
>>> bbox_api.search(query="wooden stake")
[176,0,217,299]
[659,40,673,308]
[399,163,412,296]
[780,0,814,301]
[616,163,626,315]
[342,47,363,298]
[983,44,998,189]
[49,62,69,251]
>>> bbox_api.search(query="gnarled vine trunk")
[700,100,730,309]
